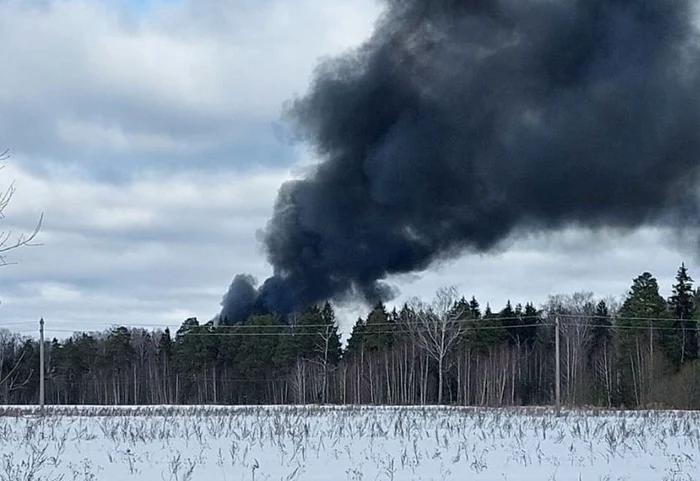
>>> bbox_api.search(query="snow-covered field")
[0,405,698,481]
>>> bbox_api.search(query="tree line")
[2,265,700,408]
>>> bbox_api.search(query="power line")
[9,322,700,336]
[3,313,687,334]
[180,313,690,330]
[4,316,700,339]
[177,323,700,337]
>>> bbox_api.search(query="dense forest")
[2,265,700,409]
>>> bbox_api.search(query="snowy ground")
[0,405,698,481]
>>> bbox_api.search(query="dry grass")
[0,405,697,480]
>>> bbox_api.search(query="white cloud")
[56,119,186,155]
[0,0,382,164]
[388,227,690,313]
[0,160,284,331]
[2,158,696,337]
[35,283,83,303]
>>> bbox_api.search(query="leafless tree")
[405,286,465,404]
[0,329,33,403]
[544,292,596,404]
[0,151,42,266]
[314,323,337,403]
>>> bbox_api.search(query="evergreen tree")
[292,306,325,359]
[465,302,505,351]
[521,303,541,346]
[156,329,174,403]
[587,299,613,405]
[591,300,612,347]
[452,297,470,322]
[104,327,135,404]
[669,263,698,363]
[344,317,366,358]
[468,296,481,319]
[176,317,200,338]
[500,300,540,345]
[319,302,342,366]
[619,272,669,320]
[286,304,342,367]
[106,327,134,374]
[173,318,205,402]
[500,300,518,345]
[235,314,282,403]
[364,302,395,351]
[157,329,173,363]
[618,272,673,406]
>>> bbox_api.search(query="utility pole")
[39,318,45,413]
[555,315,561,408]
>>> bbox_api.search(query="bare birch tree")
[544,292,596,404]
[405,286,465,404]
[1,152,42,266]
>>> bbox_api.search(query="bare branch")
[0,348,26,388]
[403,286,465,404]
[0,154,43,266]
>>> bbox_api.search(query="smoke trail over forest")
[220,0,700,323]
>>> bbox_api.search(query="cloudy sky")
[0,0,694,340]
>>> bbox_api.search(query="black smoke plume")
[219,0,700,324]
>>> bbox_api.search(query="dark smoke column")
[220,0,700,324]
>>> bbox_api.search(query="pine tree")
[669,263,698,363]
[316,302,342,402]
[500,300,518,345]
[468,296,481,319]
[618,272,672,406]
[591,300,612,347]
[466,302,505,351]
[104,327,135,404]
[521,303,541,346]
[292,306,325,359]
[235,314,282,403]
[156,329,174,403]
[619,272,669,321]
[586,300,614,405]
[173,318,206,403]
[319,302,342,366]
[364,303,395,352]
[344,317,366,359]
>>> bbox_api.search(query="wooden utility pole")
[39,318,45,413]
[555,315,561,408]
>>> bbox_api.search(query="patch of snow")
[0,405,697,480]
